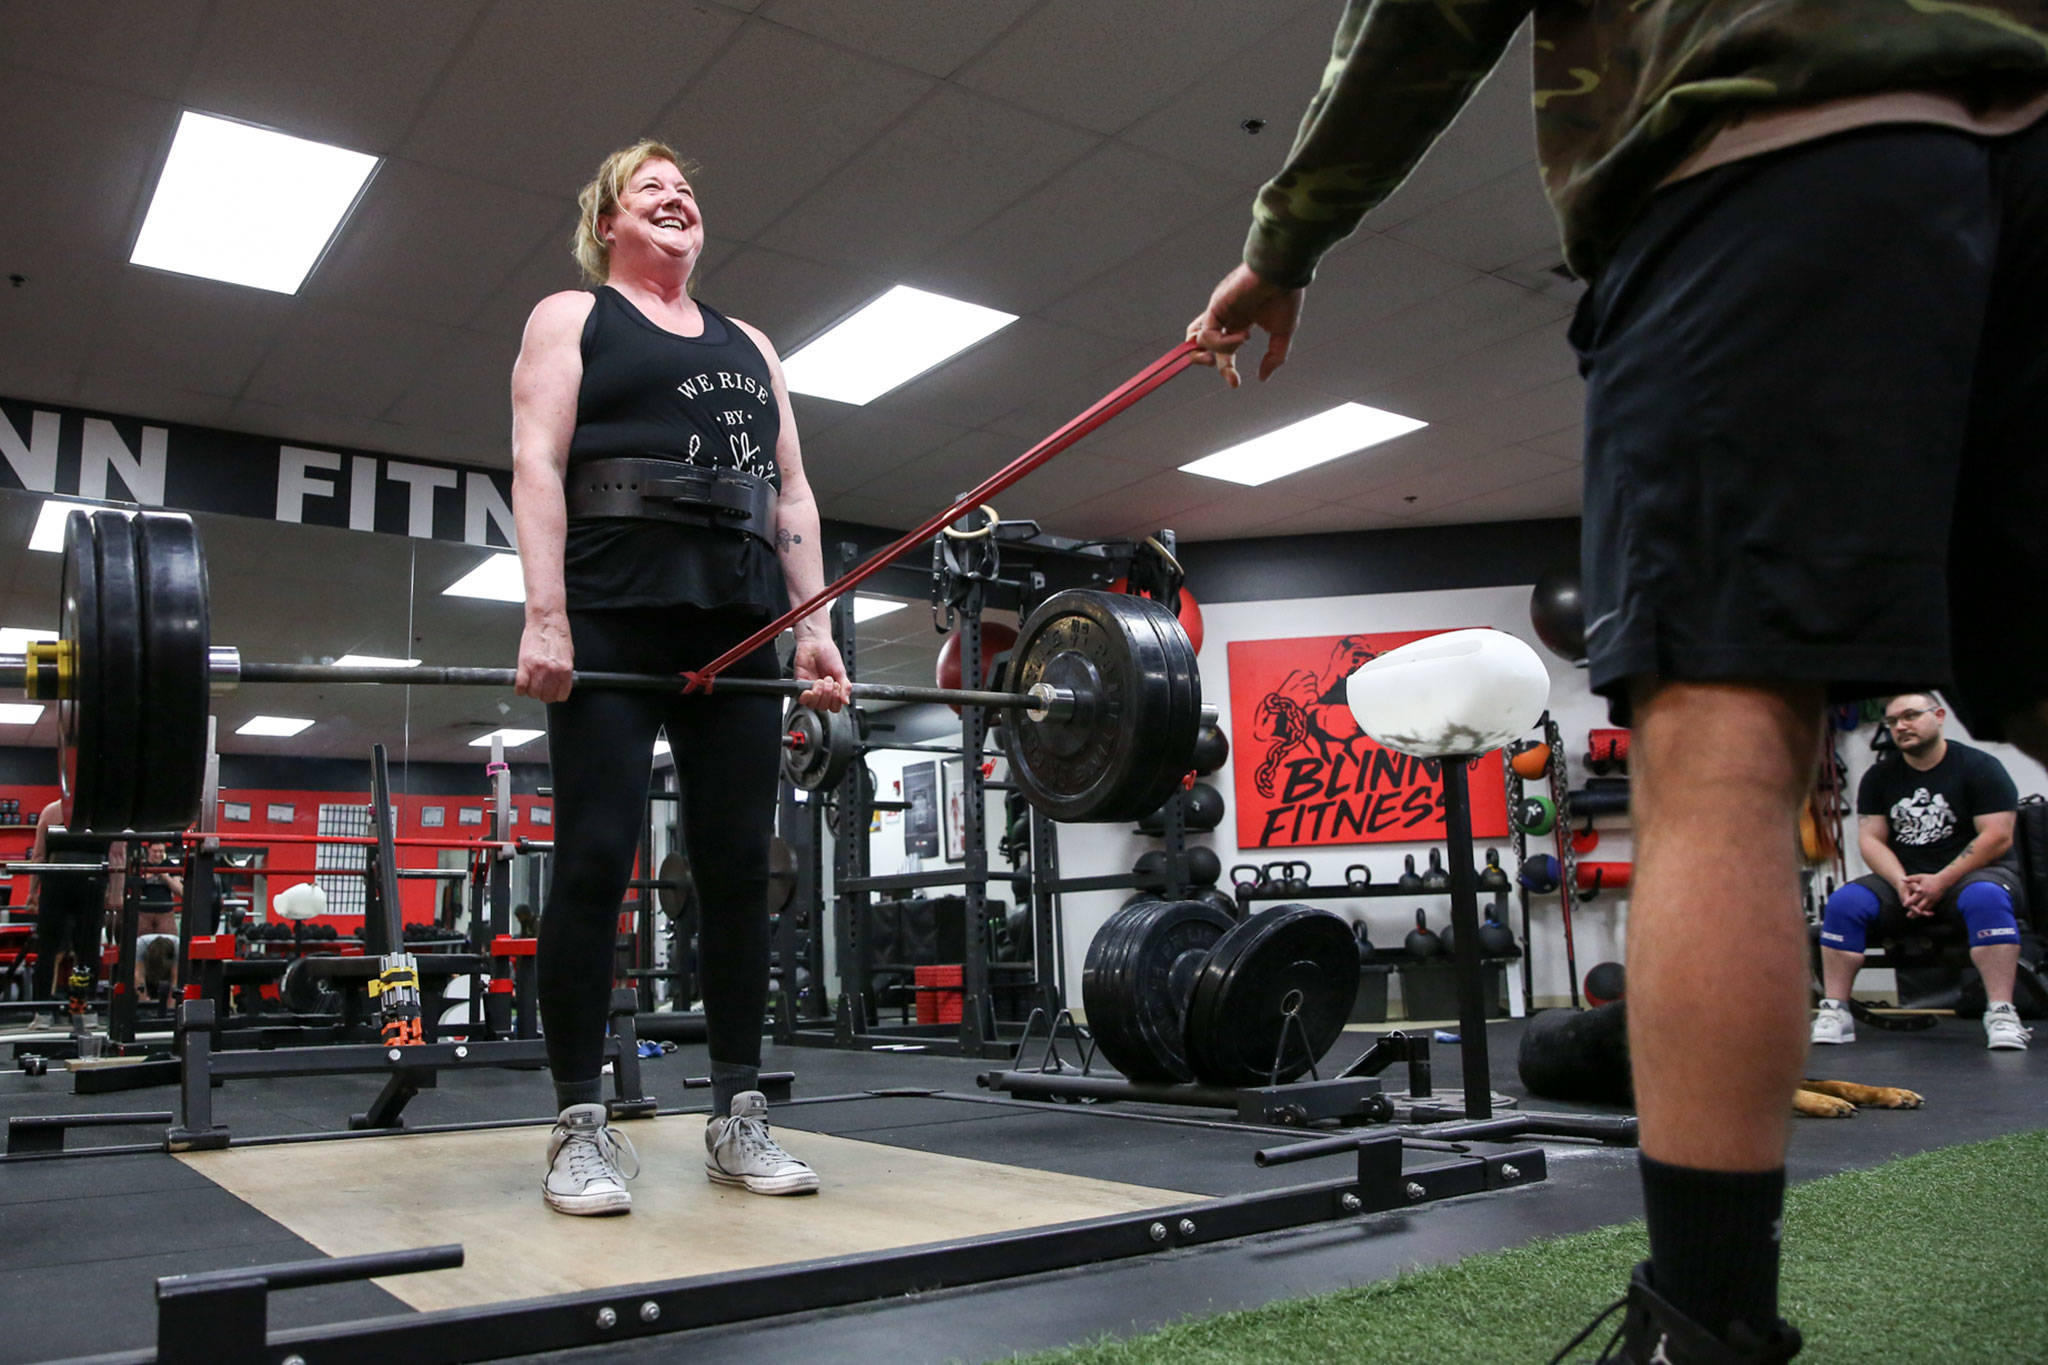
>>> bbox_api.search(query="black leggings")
[537,605,783,1090]
[32,888,102,1000]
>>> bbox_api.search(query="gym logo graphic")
[1889,788,1956,847]
[1227,629,1508,848]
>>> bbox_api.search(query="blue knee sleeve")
[1819,882,1884,954]
[1957,880,2022,946]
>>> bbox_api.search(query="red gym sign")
[1227,630,1511,849]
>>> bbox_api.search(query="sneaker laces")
[1549,1295,1628,1364]
[722,1113,795,1169]
[561,1121,639,1184]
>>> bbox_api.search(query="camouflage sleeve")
[1245,0,1536,288]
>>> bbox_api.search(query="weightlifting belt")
[565,457,778,546]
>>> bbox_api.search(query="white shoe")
[1810,1000,1855,1045]
[705,1090,819,1195]
[544,1103,638,1215]
[1984,1004,2032,1051]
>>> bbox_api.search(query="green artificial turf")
[1017,1130,2048,1364]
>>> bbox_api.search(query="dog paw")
[1793,1091,1857,1118]
[1867,1086,1923,1109]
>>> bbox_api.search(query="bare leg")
[1973,942,2020,1006]
[1629,678,1823,1169]
[1818,946,1864,1002]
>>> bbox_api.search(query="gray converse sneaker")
[1984,1003,2032,1051]
[705,1090,819,1195]
[1810,1000,1854,1045]
[544,1103,638,1215]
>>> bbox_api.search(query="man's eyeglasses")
[1885,707,1938,728]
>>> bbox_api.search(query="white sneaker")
[543,1103,638,1215]
[1810,1000,1855,1045]
[705,1090,819,1195]
[1984,1004,2032,1051]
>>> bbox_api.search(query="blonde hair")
[572,139,700,285]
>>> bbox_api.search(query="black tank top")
[563,288,787,613]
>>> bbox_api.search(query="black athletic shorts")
[1570,117,2048,737]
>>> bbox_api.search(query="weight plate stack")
[56,510,103,830]
[132,512,211,831]
[1082,898,1233,1083]
[1184,904,1358,1088]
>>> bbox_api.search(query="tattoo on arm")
[777,528,800,550]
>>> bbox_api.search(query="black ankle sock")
[554,1077,604,1112]
[709,1061,758,1120]
[1639,1154,1786,1339]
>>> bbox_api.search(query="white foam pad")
[272,880,328,921]
[1345,629,1549,759]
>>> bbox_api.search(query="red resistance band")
[681,341,1199,692]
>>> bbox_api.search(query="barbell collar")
[208,646,242,694]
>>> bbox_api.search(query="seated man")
[1815,692,2031,1050]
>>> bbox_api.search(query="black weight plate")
[132,513,211,831]
[657,851,694,921]
[89,511,143,832]
[1185,904,1359,1088]
[782,704,858,792]
[1083,898,1232,1083]
[766,837,795,915]
[1010,591,1197,822]
[1122,589,1203,823]
[56,511,102,829]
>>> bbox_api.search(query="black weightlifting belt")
[565,457,778,546]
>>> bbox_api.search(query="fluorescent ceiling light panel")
[444,553,524,603]
[332,653,421,668]
[238,715,314,737]
[470,728,545,749]
[29,501,100,554]
[1179,403,1428,487]
[782,285,1016,404]
[654,738,672,757]
[0,703,45,725]
[851,595,906,624]
[0,628,57,654]
[131,111,377,293]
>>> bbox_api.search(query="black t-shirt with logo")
[1857,741,2019,876]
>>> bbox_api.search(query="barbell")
[7,509,1205,832]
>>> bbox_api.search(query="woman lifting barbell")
[511,139,848,1216]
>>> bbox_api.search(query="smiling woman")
[508,137,850,1218]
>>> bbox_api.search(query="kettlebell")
[1477,848,1510,894]
[1231,864,1263,897]
[1518,853,1562,894]
[1439,914,1457,958]
[1397,854,1424,894]
[1404,908,1441,959]
[1260,861,1289,895]
[1354,920,1375,964]
[1344,864,1372,890]
[1421,847,1450,893]
[1284,860,1312,895]
[1478,907,1516,957]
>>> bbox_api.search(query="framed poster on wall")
[1226,629,1510,849]
[902,761,939,858]
[940,759,966,863]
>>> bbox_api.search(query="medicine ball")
[936,622,1019,715]
[1186,845,1221,887]
[1529,565,1586,663]
[1192,724,1229,775]
[1584,961,1626,1007]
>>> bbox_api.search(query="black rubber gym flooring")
[1,1016,2040,1364]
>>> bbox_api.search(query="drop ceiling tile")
[1383,161,1561,274]
[756,87,1097,272]
[1419,462,1583,524]
[1368,321,1578,427]
[1080,376,1349,470]
[0,0,210,100]
[978,341,1213,442]
[916,142,1241,317]
[863,318,1136,432]
[1361,23,1539,231]
[183,0,488,150]
[1275,422,1498,503]
[955,0,1314,135]
[221,398,432,462]
[821,490,926,530]
[1046,470,1215,541]
[1037,201,1256,346]
[1217,502,1417,540]
[759,0,1037,78]
[0,71,171,263]
[1347,443,1575,516]
[1524,422,1584,461]
[1448,369,1586,446]
[656,23,935,240]
[798,408,969,491]
[1279,274,1572,395]
[93,270,297,398]
[383,328,521,443]
[458,208,588,339]
[697,246,885,354]
[65,375,234,431]
[240,308,464,419]
[0,254,121,390]
[303,159,564,327]
[890,443,1153,520]
[400,2,742,194]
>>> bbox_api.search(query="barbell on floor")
[6,509,1205,833]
